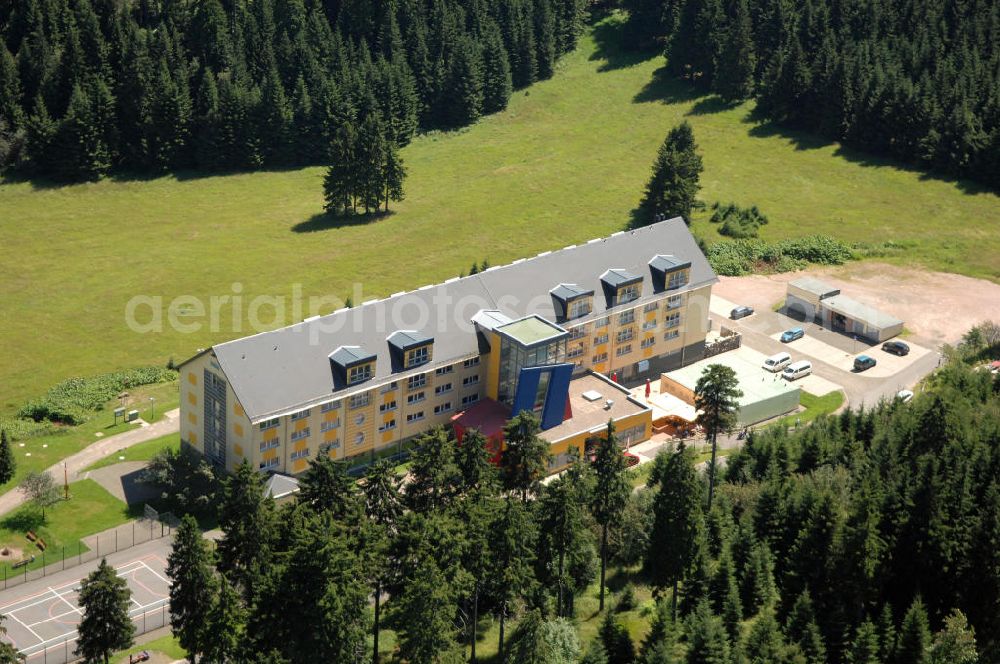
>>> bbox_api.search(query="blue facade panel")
[511,363,575,430]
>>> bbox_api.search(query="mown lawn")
[113,635,186,663]
[1,15,998,414]
[0,479,133,575]
[0,381,178,495]
[84,432,180,472]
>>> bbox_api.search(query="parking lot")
[710,295,940,407]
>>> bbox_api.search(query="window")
[665,330,680,340]
[461,393,480,406]
[567,346,584,359]
[616,328,634,344]
[463,357,480,368]
[592,352,608,363]
[463,375,479,386]
[354,432,365,445]
[354,414,365,426]
[291,427,310,442]
[349,392,371,410]
[406,346,429,368]
[435,365,454,376]
[668,271,688,290]
[407,391,425,404]
[619,309,635,325]
[259,439,280,453]
[321,401,340,413]
[321,419,340,432]
[641,336,656,349]
[348,364,372,385]
[259,458,279,471]
[642,319,658,331]
[320,440,340,453]
[643,301,659,313]
[568,326,586,340]
[290,409,310,421]
[380,382,398,394]
[407,374,426,390]
[379,400,397,412]
[594,333,609,345]
[406,411,425,423]
[667,294,683,310]
[665,312,681,329]
[435,383,452,395]
[616,344,632,357]
[291,448,310,461]
[379,419,397,432]
[434,402,453,414]
[618,284,639,304]
[569,299,591,319]
[259,418,279,431]
[595,316,610,328]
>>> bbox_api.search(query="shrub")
[616,583,637,612]
[710,202,770,239]
[705,235,858,276]
[17,366,178,425]
[0,416,60,441]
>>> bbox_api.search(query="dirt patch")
[0,546,24,562]
[714,262,1000,348]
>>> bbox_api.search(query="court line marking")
[19,597,169,655]
[49,586,80,616]
[9,612,42,643]
[0,560,148,616]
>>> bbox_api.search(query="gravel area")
[713,263,1000,347]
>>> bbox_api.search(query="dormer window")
[387,330,433,372]
[649,255,692,292]
[550,284,594,322]
[406,345,429,368]
[329,346,377,388]
[348,364,372,385]
[600,269,643,308]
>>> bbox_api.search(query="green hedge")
[706,234,857,276]
[18,367,177,425]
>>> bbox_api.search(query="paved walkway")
[0,410,180,517]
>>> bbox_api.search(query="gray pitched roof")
[329,345,376,367]
[649,254,691,273]
[821,294,903,328]
[203,218,717,422]
[387,330,433,352]
[600,268,643,288]
[550,283,594,302]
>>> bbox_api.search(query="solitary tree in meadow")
[19,471,59,519]
[635,121,704,226]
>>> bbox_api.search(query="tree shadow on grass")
[687,95,737,116]
[590,16,661,73]
[743,114,998,196]
[633,66,707,106]
[1,508,44,534]
[292,210,396,233]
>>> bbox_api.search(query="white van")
[763,352,792,373]
[782,360,812,381]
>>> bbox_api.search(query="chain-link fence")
[21,599,169,664]
[1,509,176,592]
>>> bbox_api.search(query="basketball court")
[0,554,170,660]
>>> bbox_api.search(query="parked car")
[896,390,914,403]
[782,360,812,380]
[854,355,877,372]
[882,340,910,356]
[781,327,805,343]
[762,352,792,373]
[731,305,755,320]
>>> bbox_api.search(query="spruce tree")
[445,37,484,127]
[599,609,637,664]
[0,430,16,485]
[23,95,56,175]
[647,444,703,619]
[744,610,786,664]
[635,121,703,226]
[53,83,110,181]
[167,515,216,663]
[713,0,756,103]
[76,558,135,664]
[847,620,882,664]
[216,460,275,600]
[381,139,405,212]
[500,411,549,502]
[482,28,513,114]
[456,428,498,494]
[297,453,360,520]
[685,599,731,664]
[0,46,24,130]
[361,459,402,664]
[202,575,246,664]
[591,420,631,611]
[395,557,460,663]
[324,119,357,216]
[532,0,557,80]
[486,498,536,658]
[694,364,742,510]
[897,598,932,664]
[785,590,826,664]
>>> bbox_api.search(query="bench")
[11,556,34,569]
[25,531,36,542]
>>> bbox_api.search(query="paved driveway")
[711,296,941,408]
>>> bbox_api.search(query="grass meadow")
[1,15,998,415]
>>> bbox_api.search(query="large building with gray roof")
[178,218,717,476]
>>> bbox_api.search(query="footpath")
[0,409,180,517]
